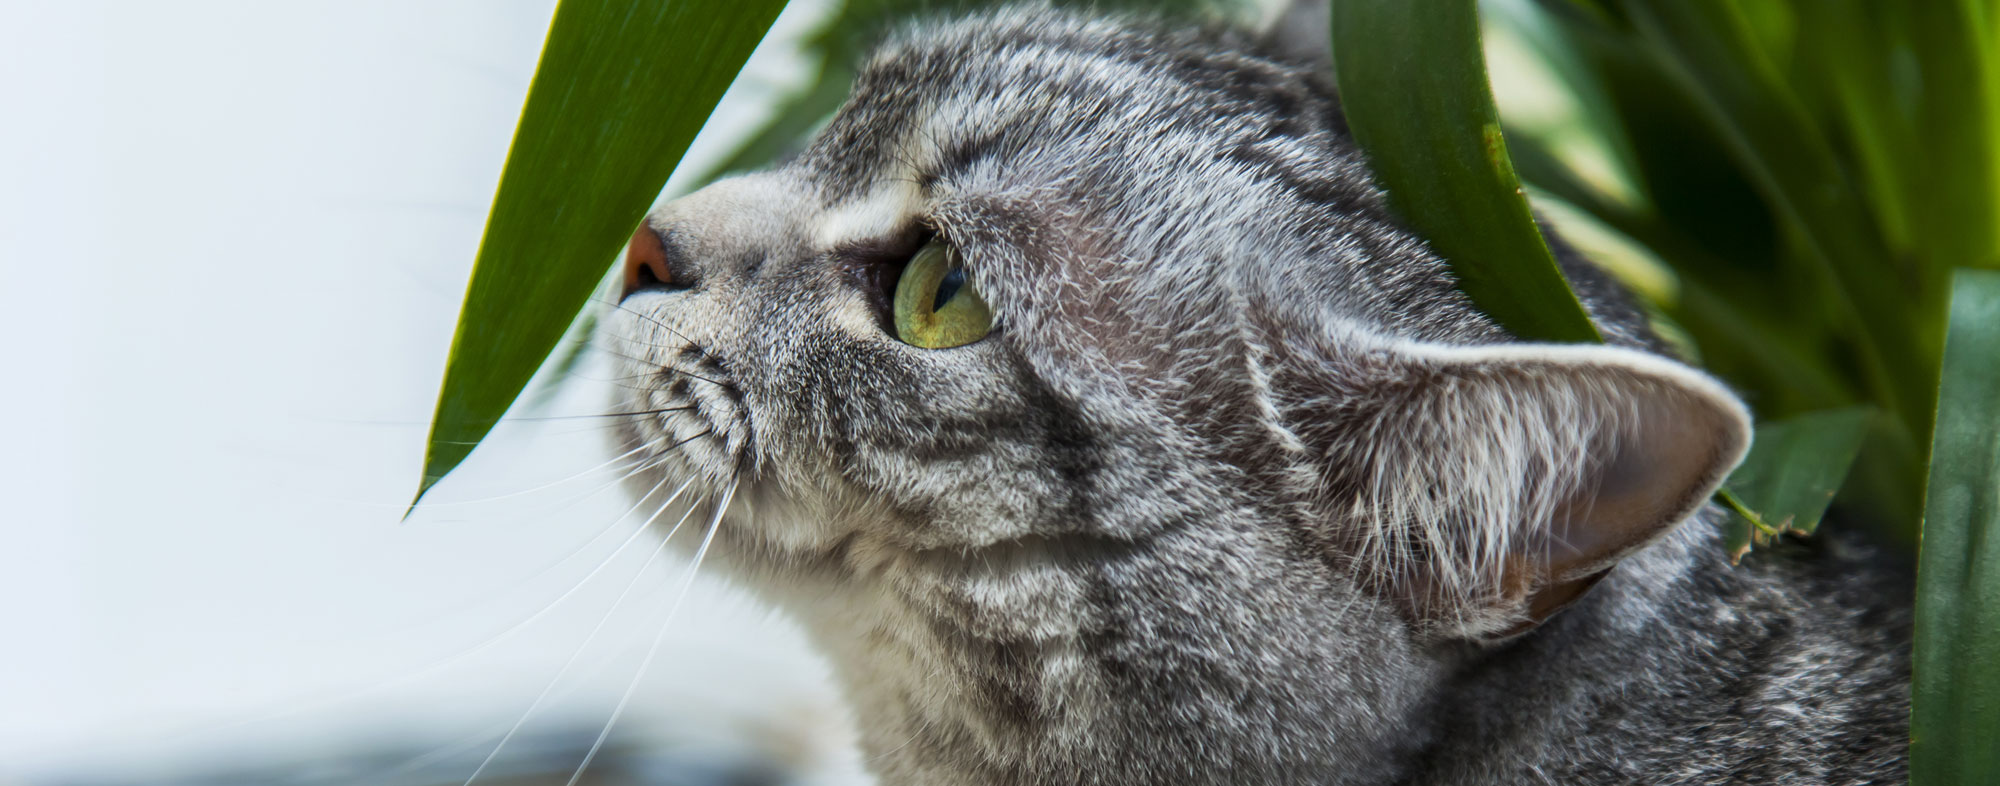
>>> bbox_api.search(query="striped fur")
[603,8,1911,784]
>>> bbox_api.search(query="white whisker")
[399,443,651,511]
[563,476,738,786]
[152,457,681,745]
[461,483,703,786]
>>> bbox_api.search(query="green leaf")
[1717,407,1873,562]
[413,0,789,509]
[1331,0,1602,343]
[1901,1,2000,279]
[1911,269,2000,786]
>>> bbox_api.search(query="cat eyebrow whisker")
[564,477,739,786]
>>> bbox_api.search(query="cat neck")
[787,516,1443,786]
[778,509,1905,785]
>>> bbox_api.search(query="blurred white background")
[0,1,865,782]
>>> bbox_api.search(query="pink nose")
[622,224,675,297]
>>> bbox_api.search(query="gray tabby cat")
[603,8,1912,784]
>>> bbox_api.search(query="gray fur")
[602,9,1911,784]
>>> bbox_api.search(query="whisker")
[499,406,695,423]
[400,443,650,510]
[531,364,700,395]
[661,428,714,453]
[462,486,704,786]
[564,476,739,786]
[392,453,677,624]
[159,458,682,744]
[591,297,710,354]
[300,406,687,428]
[585,341,734,388]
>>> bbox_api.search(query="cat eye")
[892,239,993,348]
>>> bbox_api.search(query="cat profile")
[602,8,1911,784]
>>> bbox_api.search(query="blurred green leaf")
[1912,269,2000,785]
[1615,2,1927,452]
[414,0,789,508]
[1796,0,1920,258]
[1331,0,1601,343]
[1901,2,2000,280]
[1718,407,1873,562]
[1483,0,1642,194]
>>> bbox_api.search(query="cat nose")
[622,224,680,297]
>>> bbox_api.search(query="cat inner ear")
[1301,341,1751,642]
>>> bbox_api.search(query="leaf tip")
[404,471,444,523]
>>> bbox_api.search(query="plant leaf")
[413,0,789,509]
[1331,0,1601,343]
[1911,269,2000,785]
[1718,407,1873,562]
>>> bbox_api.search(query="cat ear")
[1306,341,1750,641]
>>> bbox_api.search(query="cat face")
[605,11,1748,641]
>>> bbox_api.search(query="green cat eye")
[892,240,993,348]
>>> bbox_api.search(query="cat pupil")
[934,267,965,308]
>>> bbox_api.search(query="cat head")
[604,10,1749,641]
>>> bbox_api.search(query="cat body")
[604,10,1911,784]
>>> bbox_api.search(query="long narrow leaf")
[1331,0,1601,343]
[1718,407,1872,561]
[1911,269,2000,785]
[414,0,789,507]
[1902,2,2000,280]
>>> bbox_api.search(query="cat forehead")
[794,11,1289,202]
